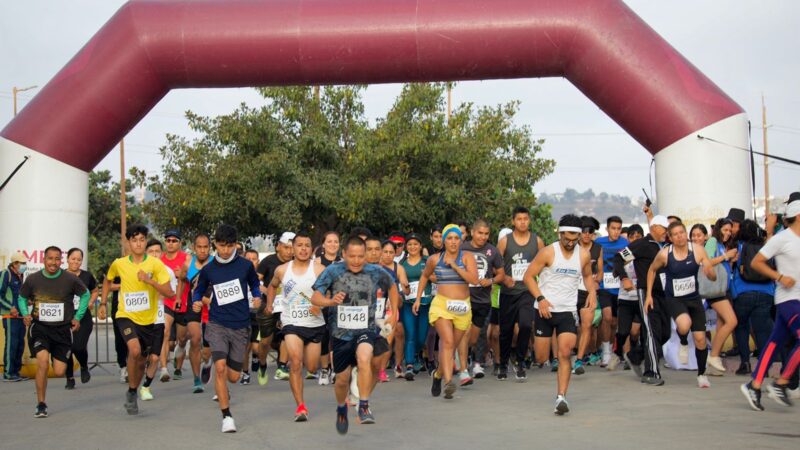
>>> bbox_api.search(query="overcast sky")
[2,1,798,207]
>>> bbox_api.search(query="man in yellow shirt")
[99,224,174,415]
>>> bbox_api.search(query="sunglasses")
[165,238,180,243]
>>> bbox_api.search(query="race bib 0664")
[446,300,470,315]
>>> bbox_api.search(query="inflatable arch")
[1,0,750,266]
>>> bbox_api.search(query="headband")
[442,224,462,240]
[558,226,582,233]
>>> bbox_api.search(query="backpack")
[737,242,775,283]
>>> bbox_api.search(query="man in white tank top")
[265,232,326,422]
[523,214,596,416]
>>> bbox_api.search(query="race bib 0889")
[214,280,244,306]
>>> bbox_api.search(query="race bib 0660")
[214,279,244,306]
[124,291,151,313]
[338,305,368,330]
[672,276,696,297]
[39,303,65,322]
[446,300,470,315]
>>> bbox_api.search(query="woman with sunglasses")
[573,216,603,374]
[400,233,432,380]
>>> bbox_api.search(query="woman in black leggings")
[64,248,99,389]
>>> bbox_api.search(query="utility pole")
[12,85,38,116]
[447,84,452,121]
[119,139,127,255]
[314,86,320,101]
[762,94,770,217]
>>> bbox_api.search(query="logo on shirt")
[511,253,526,263]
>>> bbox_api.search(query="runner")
[240,248,262,385]
[460,219,505,383]
[63,248,99,389]
[100,225,174,415]
[18,246,89,417]
[741,199,800,410]
[414,224,479,399]
[573,216,603,374]
[595,216,628,368]
[146,240,179,388]
[258,232,294,383]
[524,215,596,415]
[315,231,341,385]
[266,232,326,421]
[378,240,410,380]
[159,229,188,383]
[424,225,444,257]
[608,224,644,371]
[389,233,406,262]
[310,236,399,434]
[487,228,512,376]
[192,224,261,432]
[2,252,28,382]
[497,207,544,380]
[646,222,717,388]
[400,233,432,380]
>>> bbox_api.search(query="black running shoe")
[515,364,527,381]
[496,364,508,381]
[358,406,375,424]
[65,378,76,390]
[431,372,442,397]
[336,407,349,435]
[34,403,48,418]
[735,362,751,376]
[740,382,764,411]
[404,366,415,381]
[125,390,139,415]
[80,368,91,384]
[201,361,212,385]
[766,381,793,407]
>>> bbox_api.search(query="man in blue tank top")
[595,216,629,367]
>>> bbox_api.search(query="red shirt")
[161,251,189,311]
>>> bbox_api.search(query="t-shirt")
[595,236,628,294]
[74,270,97,313]
[161,251,189,310]
[313,263,394,341]
[20,270,88,326]
[106,255,171,326]
[193,256,261,329]
[461,241,504,304]
[257,253,288,312]
[401,256,431,304]
[759,228,800,305]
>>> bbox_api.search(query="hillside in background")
[539,189,647,224]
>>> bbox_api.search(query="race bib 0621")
[39,303,65,322]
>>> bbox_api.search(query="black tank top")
[502,232,539,295]
[664,244,700,300]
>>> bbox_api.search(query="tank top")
[161,251,189,310]
[502,232,539,294]
[281,261,325,327]
[537,243,582,313]
[664,244,700,300]
[401,256,431,304]
[578,241,601,292]
[434,251,466,285]
[187,255,210,319]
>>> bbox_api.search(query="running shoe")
[697,375,711,388]
[139,386,154,401]
[294,404,309,422]
[306,371,317,380]
[34,403,48,418]
[318,368,331,386]
[120,367,128,384]
[607,354,621,371]
[459,370,473,386]
[404,365,415,381]
[173,368,183,380]
[473,362,485,379]
[251,356,259,374]
[193,378,205,394]
[201,360,213,384]
[394,365,404,379]
[65,378,76,390]
[80,368,91,384]
[550,359,559,372]
[159,367,171,382]
[3,374,19,382]
[572,359,585,375]
[789,387,800,400]
[766,381,793,407]
[624,354,642,378]
[496,364,508,381]
[336,406,349,435]
[735,362,751,376]
[175,344,185,363]
[740,382,764,411]
[378,369,389,383]
[358,406,375,424]
[640,374,665,386]
[431,371,442,397]
[515,364,527,381]
[258,365,269,386]
[239,372,251,385]
[587,352,602,366]
[274,366,290,381]
[443,380,457,399]
[221,416,237,433]
[554,395,569,415]
[678,344,689,365]
[125,390,138,415]
[707,356,726,376]
[212,391,231,402]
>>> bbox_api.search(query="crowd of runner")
[2,197,799,433]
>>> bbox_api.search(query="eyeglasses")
[562,237,579,244]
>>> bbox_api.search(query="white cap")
[278,231,296,245]
[786,200,800,218]
[649,215,669,229]
[11,252,28,264]
[498,227,512,242]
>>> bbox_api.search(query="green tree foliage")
[146,83,556,244]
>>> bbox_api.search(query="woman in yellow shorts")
[413,224,478,399]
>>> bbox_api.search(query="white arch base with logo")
[0,136,88,271]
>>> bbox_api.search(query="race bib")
[39,303,64,322]
[470,268,488,288]
[273,294,285,313]
[73,295,81,311]
[446,300,470,315]
[376,298,387,319]
[659,273,667,289]
[672,276,696,297]
[156,299,165,325]
[124,291,151,313]
[407,282,419,299]
[603,273,620,289]
[287,301,317,326]
[512,262,529,282]
[214,279,244,306]
[430,283,438,296]
[248,292,257,310]
[337,305,368,330]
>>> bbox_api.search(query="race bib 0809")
[124,291,150,313]
[214,279,244,306]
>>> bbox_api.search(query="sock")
[194,376,201,384]
[260,363,267,370]
[128,387,136,394]
[337,404,347,414]
[602,342,611,353]
[221,407,232,418]
[143,376,154,387]
[679,334,689,346]
[696,347,708,376]
[359,399,369,410]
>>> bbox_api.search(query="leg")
[401,305,417,369]
[693,330,708,376]
[334,367,351,405]
[710,300,737,358]
[126,339,145,389]
[456,329,469,372]
[576,308,594,359]
[514,293,535,363]
[498,292,519,366]
[557,332,577,395]
[733,294,754,365]
[533,337,552,365]
[434,319,462,384]
[187,321,202,377]
[751,312,789,389]
[356,343,376,401]
[214,360,232,409]
[285,335,306,406]
[394,321,405,370]
[34,349,51,404]
[160,314,174,372]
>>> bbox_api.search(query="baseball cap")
[498,227,512,242]
[649,215,670,229]
[278,232,296,245]
[11,252,28,264]
[388,235,406,245]
[164,229,182,239]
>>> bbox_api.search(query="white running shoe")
[554,395,570,415]
[697,375,711,389]
[159,367,171,382]
[221,416,237,433]
[318,368,331,386]
[120,367,128,384]
[678,345,689,365]
[607,354,621,371]
[601,351,612,368]
[707,356,726,375]
[472,362,485,379]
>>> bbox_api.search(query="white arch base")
[0,137,88,272]
[654,113,751,225]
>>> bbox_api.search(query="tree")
[146,83,556,244]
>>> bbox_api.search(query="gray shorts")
[205,322,249,372]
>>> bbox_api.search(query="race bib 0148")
[337,305,368,330]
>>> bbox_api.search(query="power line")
[697,134,800,166]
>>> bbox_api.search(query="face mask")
[18,264,27,274]
[216,252,236,264]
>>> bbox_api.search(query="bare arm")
[581,249,597,310]
[752,253,796,289]
[693,243,716,280]
[645,249,668,311]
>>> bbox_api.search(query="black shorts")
[534,311,578,337]
[165,307,176,319]
[706,291,732,305]
[28,323,72,363]
[283,325,327,345]
[598,290,618,317]
[471,302,491,328]
[665,297,706,332]
[116,318,164,357]
[332,332,389,374]
[577,290,588,310]
[173,309,200,326]
[250,314,259,343]
[321,327,331,356]
[489,307,499,325]
[256,311,278,339]
[201,323,210,348]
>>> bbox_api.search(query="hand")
[766,213,778,230]
[71,319,80,332]
[644,296,654,313]
[259,284,269,295]
[412,300,420,316]
[622,278,634,291]
[23,315,32,327]
[481,278,492,288]
[332,292,346,305]
[137,270,150,283]
[174,301,181,310]
[643,205,651,215]
[538,299,552,319]
[503,276,515,288]
[779,275,796,289]
[10,307,18,318]
[202,296,212,306]
[98,304,107,321]
[403,284,410,296]
[724,248,738,262]
[585,295,596,310]
[192,301,203,313]
[251,297,262,310]
[174,266,185,280]
[309,305,321,316]
[266,303,273,314]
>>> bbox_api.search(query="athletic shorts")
[201,323,210,348]
[706,290,732,305]
[577,290,588,310]
[471,302,491,328]
[331,332,389,374]
[598,290,618,317]
[116,318,164,357]
[165,307,176,319]
[489,306,499,325]
[283,325,327,345]
[321,328,331,356]
[256,311,278,339]
[428,294,472,331]
[534,311,578,337]
[205,322,249,372]
[249,314,259,343]
[28,322,72,363]
[174,308,201,326]
[169,319,177,342]
[664,297,706,332]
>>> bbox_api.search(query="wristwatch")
[536,295,545,303]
